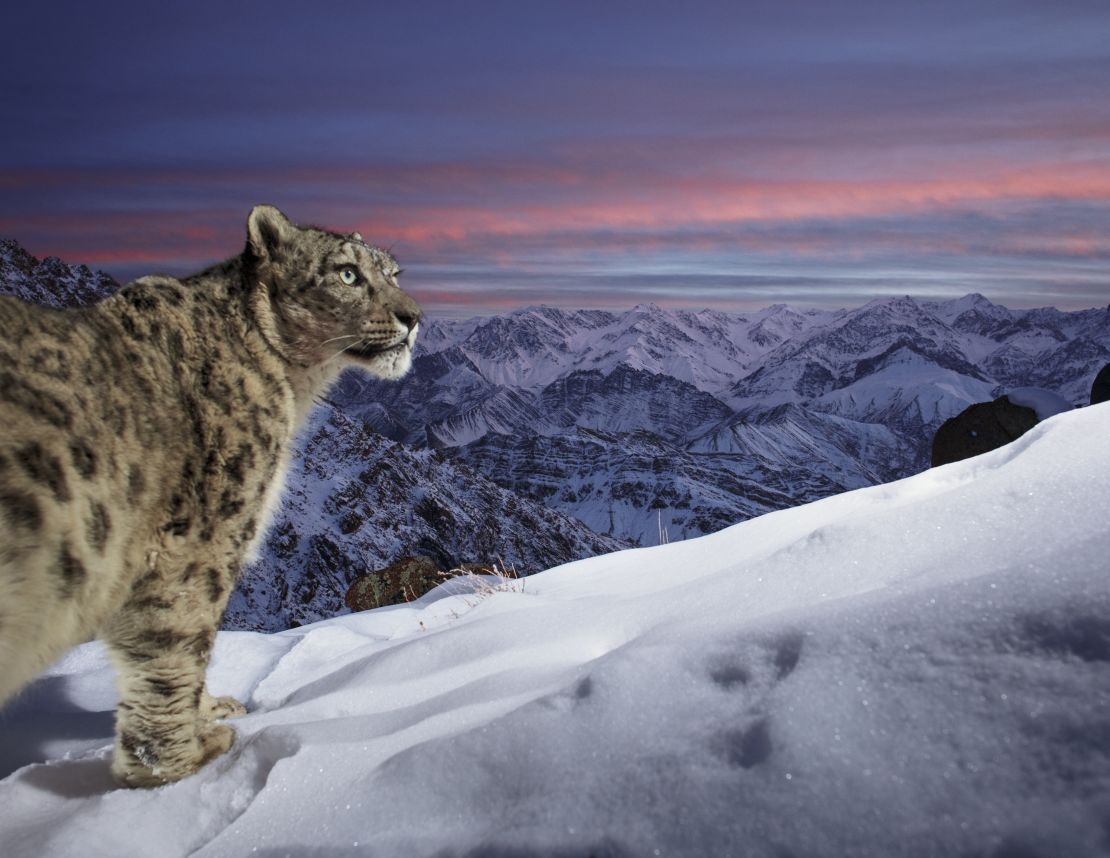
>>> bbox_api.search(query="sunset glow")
[2,1,1108,315]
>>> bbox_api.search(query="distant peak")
[753,303,800,321]
[0,237,35,264]
[0,239,118,308]
[942,292,1005,313]
[953,292,994,308]
[861,295,919,311]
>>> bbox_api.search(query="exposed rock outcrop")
[345,556,444,611]
[931,396,1039,467]
[1091,363,1110,406]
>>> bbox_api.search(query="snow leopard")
[0,205,421,787]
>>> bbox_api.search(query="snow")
[814,347,999,424]
[3,404,1110,857]
[1006,386,1074,421]
[427,303,837,398]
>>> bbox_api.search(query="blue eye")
[339,268,358,285]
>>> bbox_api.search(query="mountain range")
[4,239,1108,629]
[341,295,1110,544]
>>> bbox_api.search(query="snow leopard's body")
[0,206,421,787]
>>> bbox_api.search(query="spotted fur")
[0,205,420,787]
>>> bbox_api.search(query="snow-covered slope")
[4,403,1109,857]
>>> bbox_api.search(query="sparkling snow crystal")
[2,404,1110,857]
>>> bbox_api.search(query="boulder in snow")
[345,555,444,611]
[931,395,1039,467]
[1091,363,1110,406]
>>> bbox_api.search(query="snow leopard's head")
[245,204,421,379]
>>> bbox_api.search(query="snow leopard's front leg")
[104,556,243,787]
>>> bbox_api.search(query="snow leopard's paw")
[201,691,247,720]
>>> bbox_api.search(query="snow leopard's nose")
[395,307,421,334]
[391,290,423,335]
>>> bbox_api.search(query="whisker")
[321,334,363,346]
[324,341,360,365]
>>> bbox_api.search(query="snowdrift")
[2,404,1110,857]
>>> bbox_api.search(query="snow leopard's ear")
[247,205,296,260]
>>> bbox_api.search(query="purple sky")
[2,1,1109,316]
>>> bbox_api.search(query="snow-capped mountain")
[5,238,1109,627]
[342,293,1110,544]
[418,302,835,396]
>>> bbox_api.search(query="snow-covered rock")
[1005,386,1074,421]
[3,402,1109,857]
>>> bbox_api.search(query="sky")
[1,0,1109,317]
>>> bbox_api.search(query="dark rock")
[1091,363,1110,405]
[344,557,519,613]
[345,555,447,611]
[931,396,1039,467]
[270,520,299,559]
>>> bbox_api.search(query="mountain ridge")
[4,238,1108,627]
[341,291,1110,545]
